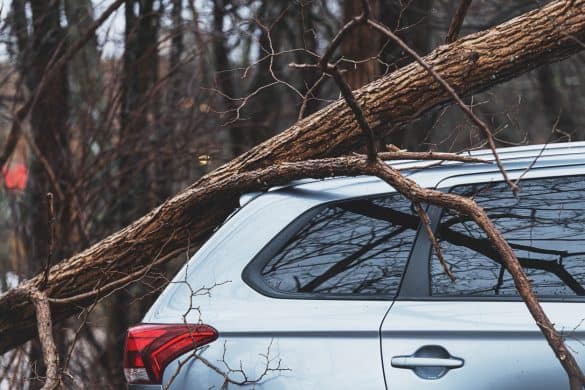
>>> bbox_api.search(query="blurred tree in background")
[0,0,584,387]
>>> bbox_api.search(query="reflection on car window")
[432,176,585,297]
[261,194,419,296]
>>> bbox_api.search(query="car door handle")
[390,345,464,379]
[391,356,464,368]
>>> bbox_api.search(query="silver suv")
[125,142,585,390]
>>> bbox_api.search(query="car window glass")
[432,175,585,297]
[260,194,420,296]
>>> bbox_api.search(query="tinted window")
[432,176,585,297]
[259,194,420,296]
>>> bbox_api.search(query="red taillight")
[123,323,218,384]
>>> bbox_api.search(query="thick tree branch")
[12,287,60,390]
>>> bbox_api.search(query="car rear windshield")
[432,175,585,297]
[249,193,420,298]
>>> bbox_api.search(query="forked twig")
[414,202,456,282]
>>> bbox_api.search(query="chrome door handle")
[391,356,463,368]
[390,345,464,379]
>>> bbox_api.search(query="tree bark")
[341,0,381,89]
[1,0,585,354]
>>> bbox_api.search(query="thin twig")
[414,202,455,282]
[42,193,55,290]
[446,0,473,43]
[326,65,377,161]
[318,0,371,69]
[377,151,487,164]
[366,18,519,193]
[316,0,377,161]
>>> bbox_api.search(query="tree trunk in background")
[212,0,240,157]
[242,1,289,146]
[62,0,101,104]
[107,1,161,386]
[120,0,159,201]
[158,0,185,201]
[536,65,577,142]
[13,0,73,387]
[63,0,104,177]
[1,0,585,355]
[341,0,381,89]
[296,2,323,118]
[24,0,73,278]
[214,0,309,154]
[381,0,434,150]
[10,0,33,91]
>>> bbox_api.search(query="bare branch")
[414,202,455,282]
[14,288,60,390]
[191,339,290,389]
[377,151,488,164]
[315,1,378,160]
[446,0,473,43]
[42,193,55,290]
[366,18,519,193]
[326,65,377,161]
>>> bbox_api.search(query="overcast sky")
[0,0,221,61]
[0,0,127,61]
[93,0,127,58]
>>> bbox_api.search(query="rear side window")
[432,175,585,297]
[250,193,420,298]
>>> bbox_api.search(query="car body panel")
[143,181,405,389]
[131,142,585,389]
[380,301,585,390]
[381,159,585,389]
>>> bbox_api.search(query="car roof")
[239,141,585,206]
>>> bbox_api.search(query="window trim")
[242,193,425,301]
[398,168,585,302]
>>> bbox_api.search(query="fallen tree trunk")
[1,0,585,353]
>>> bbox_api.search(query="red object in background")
[2,163,28,191]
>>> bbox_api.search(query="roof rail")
[240,141,585,206]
